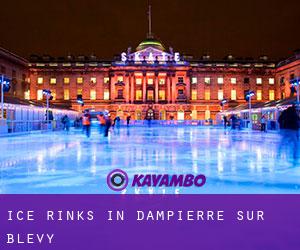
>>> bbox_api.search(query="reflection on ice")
[0,126,299,194]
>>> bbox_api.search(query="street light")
[0,75,11,120]
[290,77,300,110]
[245,90,255,129]
[220,99,227,112]
[42,89,53,126]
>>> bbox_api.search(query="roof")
[136,37,166,51]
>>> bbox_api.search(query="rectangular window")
[231,90,237,100]
[24,90,30,100]
[217,77,224,84]
[256,78,262,84]
[64,89,70,100]
[147,78,153,85]
[104,89,110,100]
[51,90,56,100]
[64,77,70,84]
[90,89,96,100]
[37,90,43,100]
[205,90,210,100]
[192,90,197,100]
[104,77,110,84]
[204,77,210,84]
[191,77,197,84]
[117,89,123,99]
[257,90,262,101]
[244,77,250,84]
[77,88,83,95]
[178,77,184,83]
[136,90,142,100]
[218,89,224,100]
[147,90,154,100]
[159,78,165,85]
[136,78,142,85]
[269,90,275,101]
[77,77,83,84]
[37,77,43,84]
[90,77,97,84]
[50,78,56,84]
[231,78,237,84]
[269,78,275,84]
[159,90,165,100]
[117,76,123,82]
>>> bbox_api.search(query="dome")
[136,37,166,51]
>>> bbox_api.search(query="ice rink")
[0,125,299,194]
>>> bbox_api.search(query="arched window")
[177,110,184,120]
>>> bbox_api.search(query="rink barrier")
[122,120,216,126]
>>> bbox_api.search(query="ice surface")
[0,126,299,194]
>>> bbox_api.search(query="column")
[130,74,134,103]
[167,75,171,104]
[155,74,159,103]
[172,76,176,103]
[143,73,147,102]
[110,75,115,102]
[186,75,191,102]
[125,74,129,103]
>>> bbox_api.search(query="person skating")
[82,110,92,138]
[261,115,267,132]
[126,115,131,127]
[104,114,112,137]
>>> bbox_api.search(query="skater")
[278,105,300,158]
[61,115,70,132]
[126,115,131,127]
[260,115,266,132]
[223,116,228,129]
[82,110,91,138]
[104,114,112,137]
[97,113,106,134]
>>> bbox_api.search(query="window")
[90,89,96,100]
[104,77,110,84]
[192,90,197,100]
[231,78,237,84]
[51,90,56,100]
[256,78,262,84]
[104,89,110,100]
[191,77,197,84]
[136,78,142,85]
[217,77,224,84]
[178,89,184,95]
[178,77,184,83]
[117,76,123,82]
[269,90,275,101]
[269,78,275,84]
[64,77,70,84]
[205,110,210,120]
[147,78,153,85]
[231,90,237,100]
[159,90,165,100]
[50,78,56,84]
[280,77,285,85]
[257,90,262,101]
[204,77,211,84]
[24,90,30,100]
[136,90,142,100]
[244,77,250,84]
[159,78,165,85]
[64,89,70,100]
[218,89,223,100]
[205,90,210,100]
[77,77,83,84]
[90,77,97,84]
[117,89,123,99]
[37,77,43,84]
[77,89,83,95]
[37,90,43,100]
[147,90,154,100]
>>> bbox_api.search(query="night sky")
[1,0,300,61]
